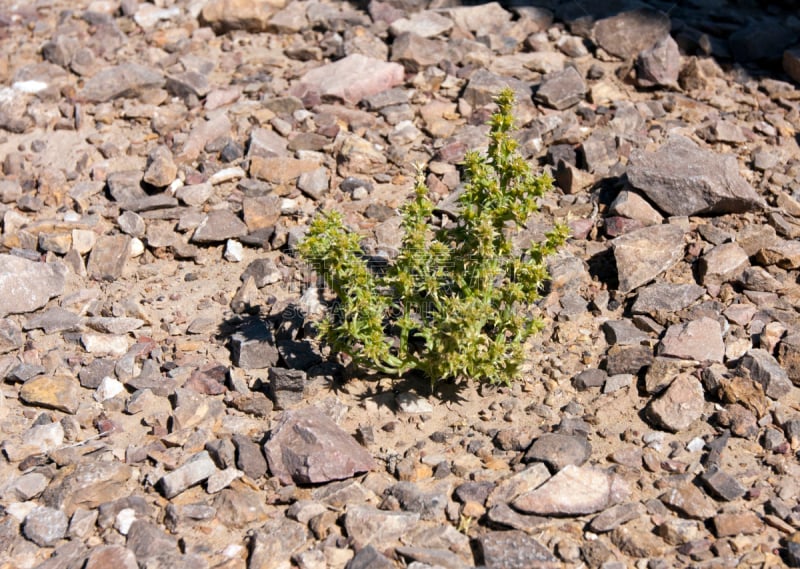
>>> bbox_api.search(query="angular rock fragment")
[20,375,80,414]
[658,317,724,362]
[594,8,671,59]
[627,135,765,216]
[23,506,68,547]
[290,54,404,105]
[524,433,592,471]
[87,235,131,281]
[698,242,749,285]
[535,66,586,110]
[646,374,705,432]
[738,348,792,399]
[80,63,164,102]
[513,465,627,516]
[264,406,376,485]
[636,35,680,88]
[191,210,248,243]
[612,224,685,293]
[344,505,419,551]
[0,254,65,317]
[631,283,704,316]
[474,530,557,569]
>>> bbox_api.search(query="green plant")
[298,88,568,388]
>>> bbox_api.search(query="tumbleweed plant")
[298,88,568,388]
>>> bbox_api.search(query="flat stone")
[232,434,267,479]
[606,345,654,375]
[513,465,627,516]
[43,461,132,515]
[636,35,680,88]
[264,406,375,485]
[191,210,247,243]
[627,135,765,216]
[85,545,137,569]
[646,374,705,432]
[631,283,705,316]
[157,450,219,499]
[249,156,320,185]
[0,254,65,317]
[343,505,419,550]
[166,71,210,99]
[23,506,68,547]
[213,487,268,528]
[594,8,671,59]
[389,11,453,38]
[385,481,449,522]
[612,224,685,293]
[713,511,763,537]
[20,375,80,414]
[126,520,178,565]
[602,320,650,346]
[658,317,724,362]
[474,530,558,569]
[660,483,716,519]
[80,63,164,102]
[699,242,749,285]
[199,0,286,33]
[573,368,608,390]
[524,433,592,471]
[391,33,449,73]
[486,463,551,507]
[609,190,663,226]
[589,503,643,533]
[87,235,131,281]
[297,167,329,200]
[290,54,404,105]
[535,66,586,110]
[738,348,792,399]
[700,466,746,501]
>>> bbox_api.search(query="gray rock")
[87,235,132,281]
[0,255,65,317]
[631,283,705,316]
[524,433,592,471]
[594,8,671,59]
[391,32,449,73]
[191,210,248,243]
[738,348,792,399]
[513,465,627,516]
[264,406,375,485]
[627,135,765,216]
[589,503,643,533]
[230,321,279,370]
[232,434,268,479]
[474,530,557,569]
[700,466,746,501]
[658,317,724,362]
[80,63,165,102]
[23,506,68,547]
[609,190,663,226]
[535,66,586,110]
[573,368,607,390]
[606,345,654,375]
[778,333,800,384]
[636,35,680,88]
[157,450,219,499]
[660,483,717,519]
[126,520,178,564]
[25,307,81,333]
[346,545,395,569]
[580,130,618,174]
[602,320,650,346]
[646,374,705,432]
[297,167,329,200]
[343,505,419,550]
[267,367,307,409]
[166,71,211,99]
[290,54,404,105]
[385,481,449,521]
[612,224,685,293]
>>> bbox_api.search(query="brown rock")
[646,374,705,432]
[658,317,724,362]
[513,465,627,516]
[712,511,764,537]
[20,375,80,414]
[200,0,287,33]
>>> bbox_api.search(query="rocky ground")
[3,0,800,567]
